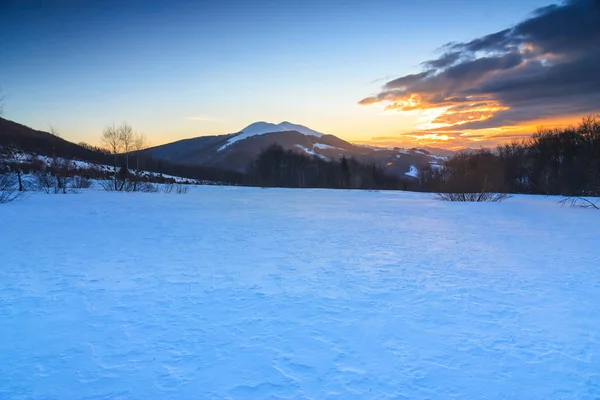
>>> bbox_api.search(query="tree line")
[247,144,407,190]
[4,113,600,199]
[418,115,600,198]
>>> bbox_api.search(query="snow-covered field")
[1,188,599,399]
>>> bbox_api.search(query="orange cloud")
[359,0,600,149]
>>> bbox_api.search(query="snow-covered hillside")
[0,148,203,185]
[219,121,325,151]
[2,188,599,399]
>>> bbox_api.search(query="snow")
[2,188,600,399]
[1,150,201,184]
[312,143,337,150]
[219,121,325,151]
[277,122,324,138]
[294,144,328,160]
[405,165,419,178]
[430,154,448,161]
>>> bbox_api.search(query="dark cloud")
[452,29,514,54]
[384,70,435,89]
[421,52,463,69]
[361,0,600,131]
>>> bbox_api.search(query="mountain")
[146,121,448,178]
[0,117,245,184]
[218,121,323,151]
[0,117,110,164]
[0,116,449,180]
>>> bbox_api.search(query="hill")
[145,121,448,179]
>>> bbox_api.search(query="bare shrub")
[161,184,189,194]
[99,179,116,191]
[72,176,93,189]
[53,159,74,194]
[0,173,21,203]
[559,196,599,210]
[137,182,158,193]
[33,157,76,194]
[101,179,157,193]
[175,184,189,194]
[33,170,57,194]
[436,192,510,202]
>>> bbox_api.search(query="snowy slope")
[294,144,328,160]
[312,143,337,150]
[219,121,325,151]
[2,189,599,399]
[0,148,203,184]
[405,165,419,178]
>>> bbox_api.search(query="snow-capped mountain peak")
[277,121,323,138]
[240,121,282,136]
[219,121,326,151]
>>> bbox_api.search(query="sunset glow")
[358,0,600,149]
[1,0,598,151]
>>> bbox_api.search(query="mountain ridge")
[146,121,449,178]
[219,121,325,151]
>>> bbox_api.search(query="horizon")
[1,0,599,150]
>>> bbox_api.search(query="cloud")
[360,130,506,150]
[360,0,600,132]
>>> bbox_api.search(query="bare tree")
[131,132,149,191]
[45,127,76,193]
[101,122,143,191]
[102,124,124,191]
[119,123,135,171]
[133,132,148,171]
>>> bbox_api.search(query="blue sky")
[1,0,559,146]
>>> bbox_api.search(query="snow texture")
[219,121,324,151]
[1,188,600,399]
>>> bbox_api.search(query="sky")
[1,0,598,149]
